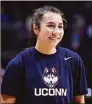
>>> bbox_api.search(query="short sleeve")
[73,55,88,96]
[1,53,23,97]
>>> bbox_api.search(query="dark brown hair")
[28,5,67,46]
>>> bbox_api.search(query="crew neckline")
[33,46,60,57]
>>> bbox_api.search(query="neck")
[35,41,56,55]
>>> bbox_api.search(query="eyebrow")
[46,22,63,25]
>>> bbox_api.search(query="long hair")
[28,5,67,47]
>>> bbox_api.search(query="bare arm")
[1,94,16,104]
[74,95,85,104]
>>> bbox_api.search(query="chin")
[51,43,58,48]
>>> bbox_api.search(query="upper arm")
[73,55,88,103]
[1,94,16,104]
[73,55,88,96]
[1,53,23,99]
[74,95,85,104]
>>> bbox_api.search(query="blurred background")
[1,1,92,101]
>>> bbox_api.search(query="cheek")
[39,29,51,40]
[60,30,64,38]
[43,29,52,37]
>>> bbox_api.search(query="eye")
[58,26,63,29]
[47,25,55,28]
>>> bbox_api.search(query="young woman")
[1,6,88,104]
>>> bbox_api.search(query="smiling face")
[33,12,64,48]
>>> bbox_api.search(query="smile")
[49,37,58,40]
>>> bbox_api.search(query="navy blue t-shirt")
[1,46,88,104]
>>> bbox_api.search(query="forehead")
[41,12,63,24]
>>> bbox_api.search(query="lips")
[49,37,56,40]
[49,37,60,40]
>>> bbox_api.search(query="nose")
[52,28,60,36]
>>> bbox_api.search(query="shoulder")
[58,47,82,62]
[7,47,34,66]
[19,47,35,57]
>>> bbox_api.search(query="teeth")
[49,37,56,39]
[49,37,59,40]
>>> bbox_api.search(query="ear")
[44,68,48,73]
[33,24,39,35]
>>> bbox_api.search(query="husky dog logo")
[42,67,59,88]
